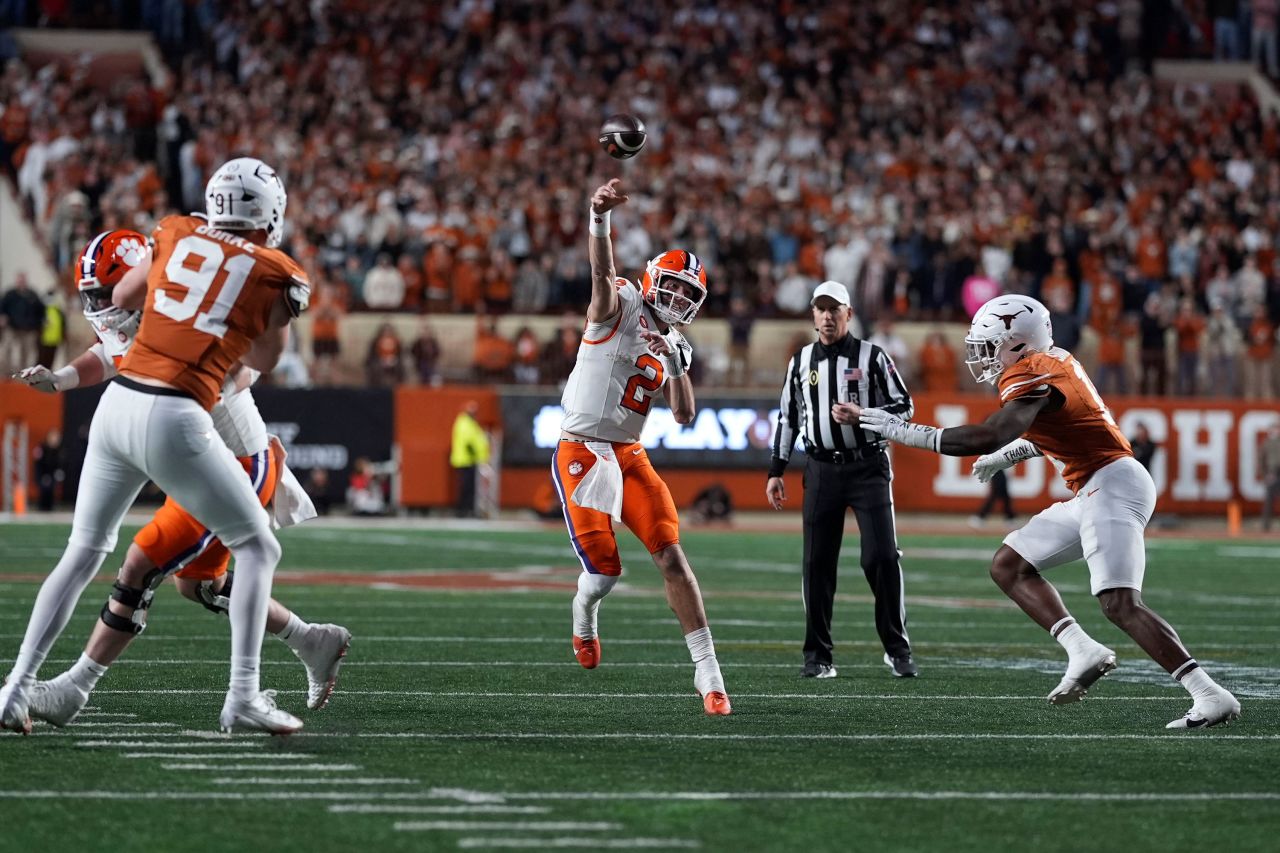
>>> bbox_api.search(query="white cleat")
[1166,688,1242,730]
[27,673,90,727]
[1047,644,1117,705]
[0,680,32,735]
[293,624,352,710]
[219,690,303,735]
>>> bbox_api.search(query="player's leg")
[1082,459,1239,728]
[847,454,914,676]
[0,398,148,733]
[800,459,845,675]
[140,396,297,733]
[553,442,622,668]
[622,448,729,715]
[998,499,1117,704]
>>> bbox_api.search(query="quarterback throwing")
[856,295,1240,729]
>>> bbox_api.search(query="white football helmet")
[965,294,1053,384]
[204,157,288,248]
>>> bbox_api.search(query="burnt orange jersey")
[120,215,306,410]
[997,347,1132,493]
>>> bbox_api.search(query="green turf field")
[0,519,1276,853]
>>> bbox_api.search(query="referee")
[765,281,917,679]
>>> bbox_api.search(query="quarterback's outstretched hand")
[858,407,942,452]
[590,178,629,215]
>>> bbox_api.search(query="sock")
[11,544,109,688]
[68,653,108,693]
[685,627,725,696]
[274,612,312,651]
[1177,663,1219,700]
[1050,618,1096,657]
[572,573,618,639]
[227,535,280,701]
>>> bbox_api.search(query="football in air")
[599,114,647,159]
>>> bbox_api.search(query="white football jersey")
[85,307,267,458]
[561,280,670,443]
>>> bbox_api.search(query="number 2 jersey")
[997,347,1132,493]
[561,280,671,443]
[120,214,306,411]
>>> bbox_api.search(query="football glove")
[14,364,78,393]
[972,439,1043,483]
[663,327,693,378]
[858,407,942,452]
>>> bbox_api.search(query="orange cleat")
[702,691,732,716]
[572,635,601,669]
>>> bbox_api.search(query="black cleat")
[800,662,837,679]
[884,653,918,678]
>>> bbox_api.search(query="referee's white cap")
[811,280,851,306]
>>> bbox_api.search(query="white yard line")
[137,730,1280,742]
[464,790,1280,804]
[211,777,419,786]
[0,791,444,801]
[394,821,622,832]
[329,805,552,815]
[456,838,701,849]
[75,740,265,748]
[123,752,316,760]
[73,712,138,719]
[161,763,360,771]
[65,722,179,729]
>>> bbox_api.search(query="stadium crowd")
[1,0,1279,397]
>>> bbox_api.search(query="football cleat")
[884,653,918,678]
[293,624,351,710]
[27,673,90,727]
[702,691,732,716]
[0,680,32,735]
[1166,688,1241,730]
[572,635,601,669]
[1048,644,1117,705]
[219,690,303,735]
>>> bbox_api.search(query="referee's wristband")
[767,458,787,479]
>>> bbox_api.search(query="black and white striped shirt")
[768,333,914,476]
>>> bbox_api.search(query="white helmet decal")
[964,295,1054,385]
[204,157,288,248]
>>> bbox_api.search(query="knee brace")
[99,568,166,635]
[195,571,234,616]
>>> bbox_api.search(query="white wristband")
[664,352,686,379]
[589,209,611,237]
[52,364,80,391]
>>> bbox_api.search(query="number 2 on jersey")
[154,235,255,338]
[620,354,665,415]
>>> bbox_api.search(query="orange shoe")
[572,635,600,669]
[702,691,732,716]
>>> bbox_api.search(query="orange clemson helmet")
[640,249,707,325]
[75,229,149,318]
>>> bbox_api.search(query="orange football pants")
[551,440,680,576]
[133,440,282,582]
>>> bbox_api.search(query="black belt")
[114,375,196,400]
[805,445,885,464]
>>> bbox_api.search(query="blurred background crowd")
[2,0,1280,397]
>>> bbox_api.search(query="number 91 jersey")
[560,279,669,443]
[120,215,306,411]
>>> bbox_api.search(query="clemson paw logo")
[115,238,146,267]
[568,461,584,477]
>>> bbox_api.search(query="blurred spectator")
[512,326,541,385]
[1139,294,1171,396]
[365,323,405,388]
[1130,424,1158,472]
[542,314,583,385]
[363,253,406,310]
[473,315,515,383]
[1243,306,1277,400]
[1213,0,1242,60]
[1254,0,1280,77]
[273,332,311,388]
[410,319,441,386]
[868,317,911,388]
[33,428,65,512]
[1095,314,1131,396]
[690,483,733,525]
[37,290,64,369]
[346,457,387,516]
[969,470,1014,529]
[1,272,43,373]
[1172,298,1206,396]
[726,296,755,388]
[513,256,551,314]
[310,283,346,387]
[450,401,490,519]
[305,468,332,517]
[1261,423,1280,532]
[917,330,959,393]
[1204,301,1243,397]
[1047,290,1081,355]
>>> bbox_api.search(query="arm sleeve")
[769,355,800,478]
[873,346,914,419]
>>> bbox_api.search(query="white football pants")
[6,382,279,698]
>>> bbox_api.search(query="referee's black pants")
[801,453,910,667]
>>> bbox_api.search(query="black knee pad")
[100,580,151,635]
